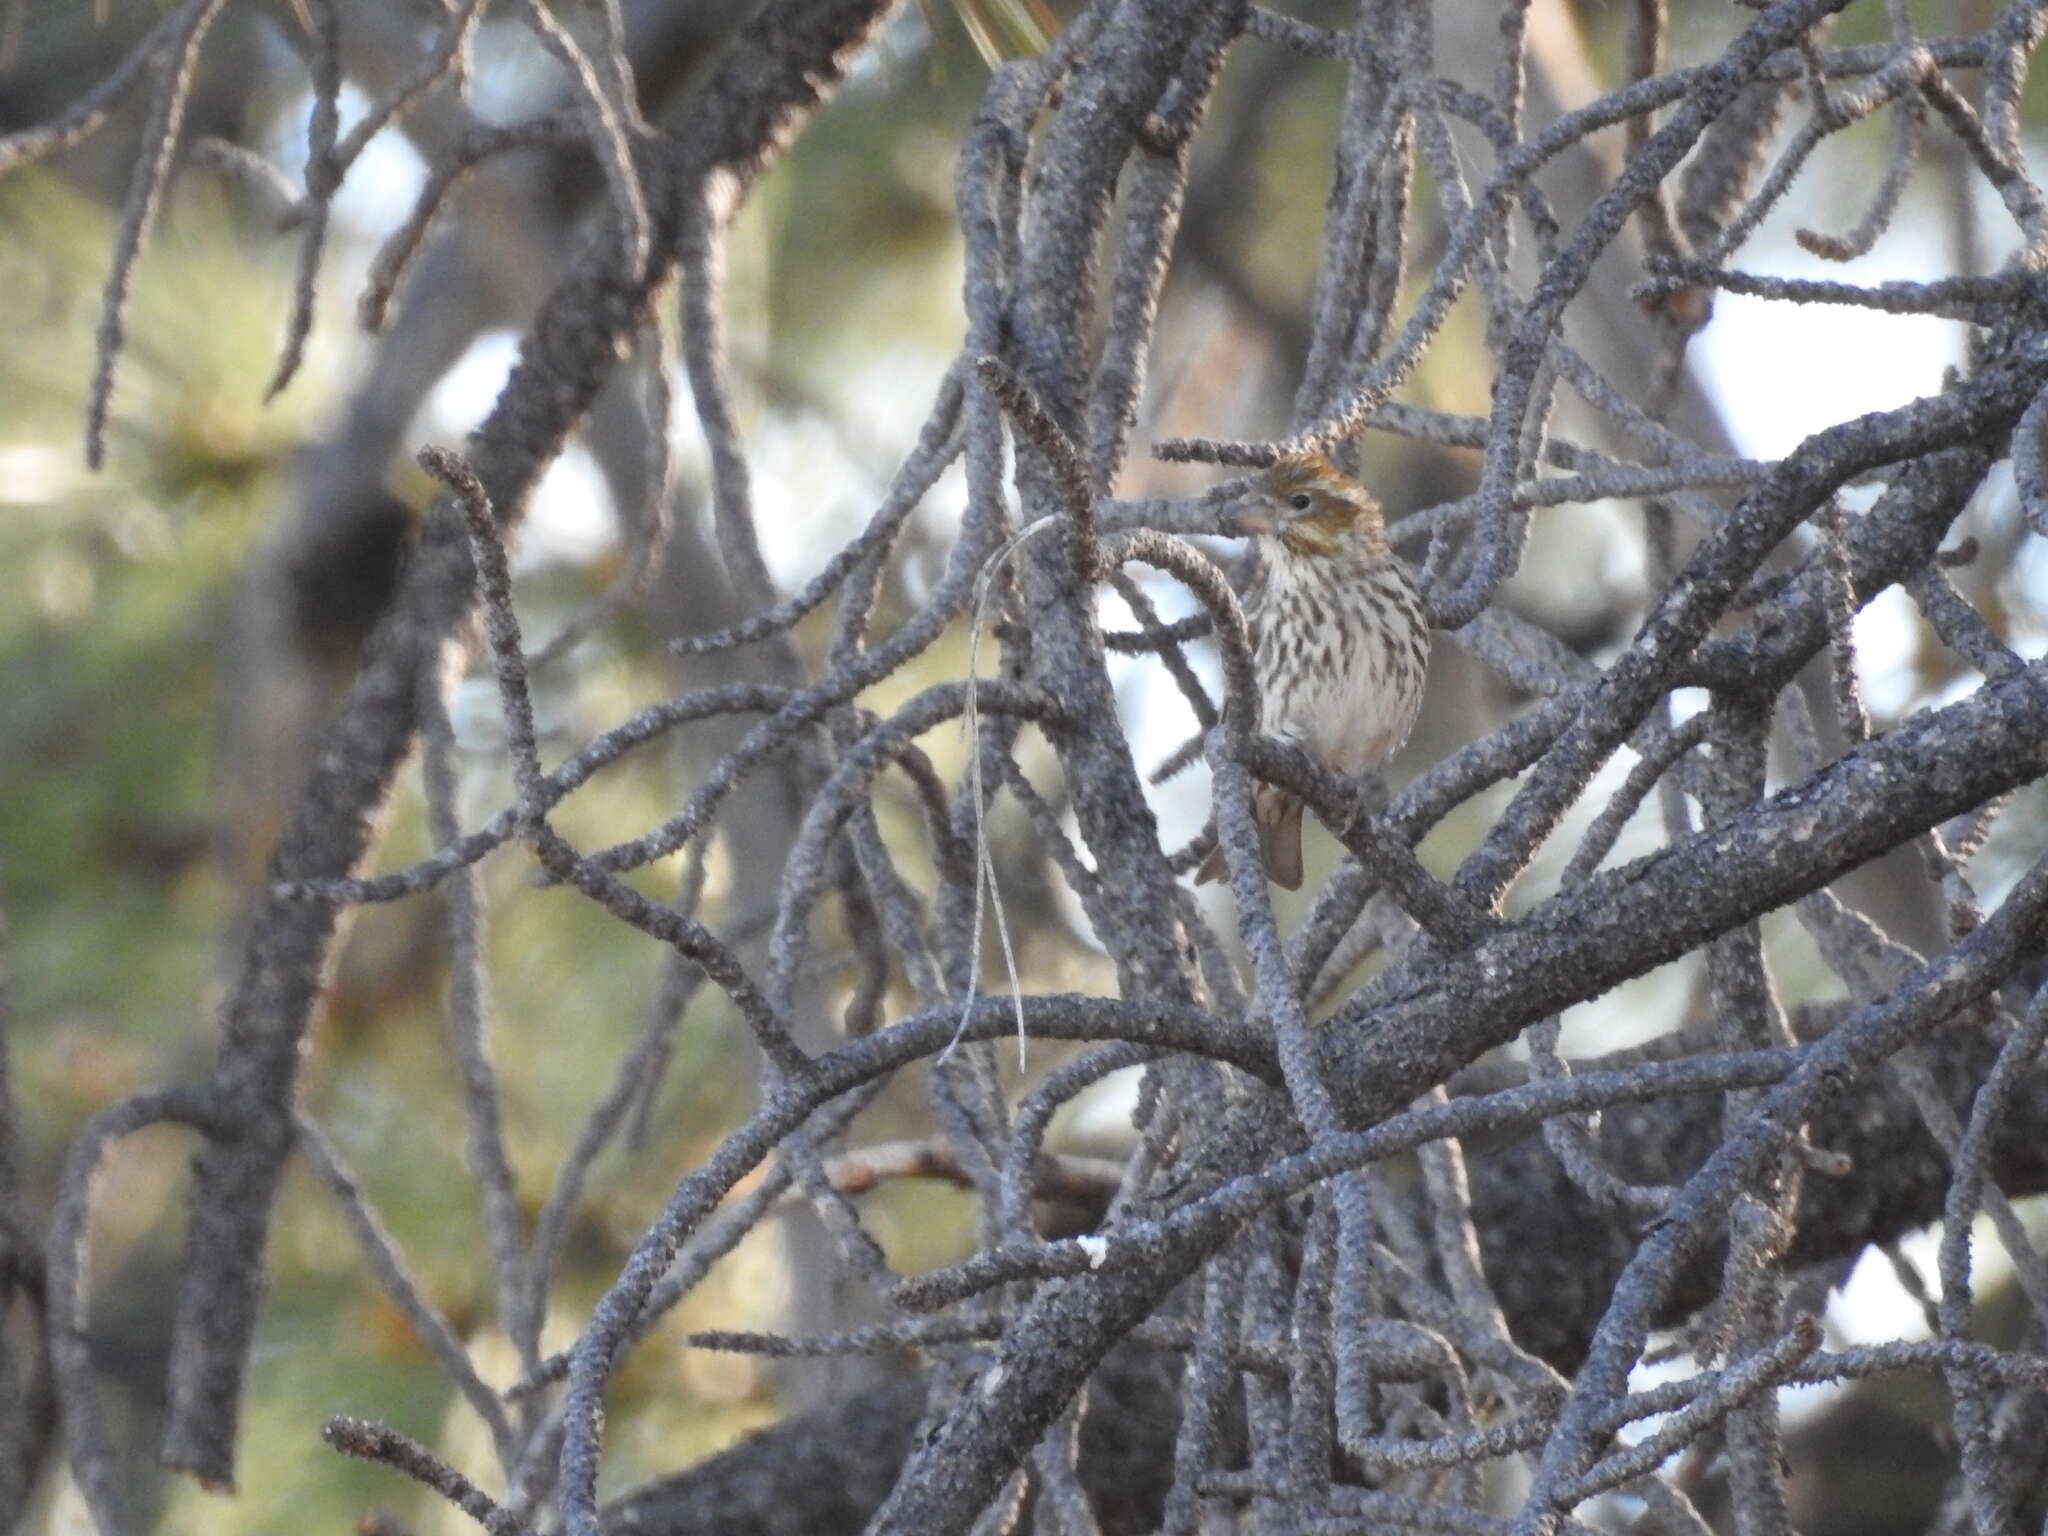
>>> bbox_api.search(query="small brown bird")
[1196,455,1430,890]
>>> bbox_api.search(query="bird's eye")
[1288,492,1313,512]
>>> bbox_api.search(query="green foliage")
[0,172,314,1149]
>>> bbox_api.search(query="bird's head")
[1233,455,1387,561]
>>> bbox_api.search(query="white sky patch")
[1691,223,1971,463]
[1683,191,1994,734]
[1666,686,1711,725]
[678,343,960,592]
[1550,954,1700,1058]
[0,442,84,507]
[1619,1347,1701,1450]
[1099,567,1226,852]
[422,329,521,438]
[746,411,883,588]
[522,444,619,568]
[464,20,576,126]
[2016,515,2048,595]
[1064,1063,1147,1147]
[1827,1231,1941,1347]
[1595,497,1650,592]
[415,331,617,569]
[1620,1356,1823,1464]
[263,77,427,253]
[903,454,971,607]
[1772,1218,2030,1431]
[1850,584,1929,719]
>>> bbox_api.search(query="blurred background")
[4,1,2048,1529]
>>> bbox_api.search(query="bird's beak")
[1233,509,1275,537]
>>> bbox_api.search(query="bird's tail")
[1193,785,1304,891]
